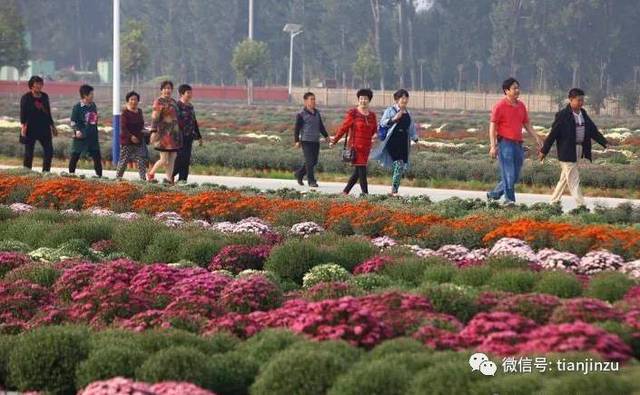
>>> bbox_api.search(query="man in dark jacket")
[20,76,57,172]
[293,92,329,188]
[539,88,608,207]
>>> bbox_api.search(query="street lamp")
[283,23,302,101]
[112,0,121,165]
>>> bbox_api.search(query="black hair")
[178,84,192,96]
[356,88,373,100]
[28,75,44,89]
[502,78,520,95]
[393,89,409,101]
[568,88,585,98]
[79,84,94,98]
[160,80,174,90]
[303,92,315,100]
[125,91,140,102]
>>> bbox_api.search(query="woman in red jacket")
[331,89,377,195]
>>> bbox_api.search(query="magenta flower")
[549,297,621,324]
[353,256,394,275]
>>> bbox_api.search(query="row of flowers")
[4,201,640,279]
[1,254,639,361]
[2,174,639,257]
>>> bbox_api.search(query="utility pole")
[112,0,121,165]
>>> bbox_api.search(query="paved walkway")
[2,165,639,211]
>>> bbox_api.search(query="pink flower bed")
[78,377,216,395]
[208,244,272,274]
[353,256,394,274]
[549,297,622,324]
[220,274,283,313]
[493,293,561,324]
[0,251,32,277]
[458,312,538,347]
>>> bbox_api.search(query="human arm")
[331,110,354,146]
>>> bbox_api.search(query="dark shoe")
[486,192,499,202]
[309,182,319,188]
[295,172,304,186]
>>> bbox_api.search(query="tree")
[352,43,380,87]
[232,39,270,104]
[121,20,149,88]
[0,0,29,71]
[619,84,639,115]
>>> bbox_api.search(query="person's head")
[125,91,140,109]
[568,88,585,110]
[502,77,520,99]
[356,88,373,108]
[394,89,409,109]
[178,84,192,102]
[28,76,44,93]
[79,84,94,103]
[303,92,316,110]
[160,80,174,97]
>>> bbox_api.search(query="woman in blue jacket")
[371,89,419,195]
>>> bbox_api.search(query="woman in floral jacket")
[331,89,377,195]
[148,80,182,184]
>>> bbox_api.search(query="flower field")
[1,172,640,394]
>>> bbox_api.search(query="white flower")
[302,263,351,289]
[9,203,35,213]
[233,220,271,235]
[210,221,237,233]
[577,249,624,275]
[116,212,140,221]
[61,208,80,216]
[190,219,211,228]
[464,248,489,262]
[403,244,438,258]
[290,221,325,238]
[154,211,183,222]
[620,260,640,280]
[489,237,537,262]
[87,207,115,217]
[437,244,469,263]
[371,236,397,249]
[536,248,580,272]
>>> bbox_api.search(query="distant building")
[97,60,113,83]
[0,60,56,81]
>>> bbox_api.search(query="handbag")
[377,107,397,140]
[341,129,355,163]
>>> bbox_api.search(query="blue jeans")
[488,139,524,203]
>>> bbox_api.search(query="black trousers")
[69,150,102,177]
[344,165,368,194]
[173,135,194,181]
[23,133,53,172]
[295,141,320,184]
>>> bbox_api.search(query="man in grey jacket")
[294,92,329,188]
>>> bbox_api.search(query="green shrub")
[251,341,361,395]
[113,219,157,260]
[136,329,226,356]
[264,239,328,284]
[539,372,633,395]
[468,373,545,395]
[452,266,492,287]
[368,337,427,360]
[302,263,351,289]
[328,357,414,395]
[408,359,483,395]
[533,271,583,298]
[381,257,438,287]
[237,329,305,366]
[488,269,538,293]
[485,255,531,271]
[142,230,187,263]
[3,262,60,287]
[8,325,90,394]
[45,218,116,246]
[0,218,56,248]
[595,321,640,359]
[207,351,260,395]
[0,335,16,388]
[418,282,478,322]
[328,237,376,272]
[178,235,227,266]
[422,264,457,284]
[585,272,636,302]
[136,346,210,389]
[0,239,31,253]
[88,329,142,352]
[348,273,394,291]
[204,332,241,354]
[75,345,147,389]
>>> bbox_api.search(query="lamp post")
[112,0,120,165]
[283,23,302,102]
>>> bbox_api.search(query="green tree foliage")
[0,0,29,71]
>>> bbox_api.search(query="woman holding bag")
[147,80,182,184]
[372,89,419,196]
[330,89,377,196]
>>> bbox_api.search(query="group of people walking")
[294,78,607,206]
[20,75,607,207]
[19,77,202,184]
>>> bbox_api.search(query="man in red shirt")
[487,78,543,205]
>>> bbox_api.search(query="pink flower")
[0,251,32,277]
[208,244,271,274]
[549,297,621,324]
[353,256,394,275]
[220,274,283,313]
[493,293,561,324]
[458,312,538,348]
